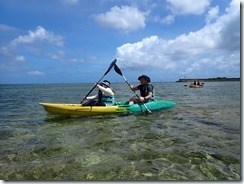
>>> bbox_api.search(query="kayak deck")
[39,100,176,116]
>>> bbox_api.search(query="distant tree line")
[176,77,240,82]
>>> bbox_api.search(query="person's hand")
[139,96,145,102]
[130,85,134,90]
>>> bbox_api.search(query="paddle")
[114,64,152,114]
[80,59,117,104]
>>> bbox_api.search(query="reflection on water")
[0,82,240,180]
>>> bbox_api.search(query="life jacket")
[140,83,154,102]
[148,83,155,101]
[98,89,114,106]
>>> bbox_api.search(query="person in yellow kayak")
[129,75,154,105]
[83,80,115,106]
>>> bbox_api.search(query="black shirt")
[137,84,153,99]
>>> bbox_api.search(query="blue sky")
[0,0,240,84]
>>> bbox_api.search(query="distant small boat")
[189,84,203,88]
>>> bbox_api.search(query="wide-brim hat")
[138,75,150,83]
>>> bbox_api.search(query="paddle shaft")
[122,76,141,99]
[80,59,117,104]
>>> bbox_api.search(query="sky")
[0,0,240,84]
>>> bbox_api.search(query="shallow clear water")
[0,82,240,180]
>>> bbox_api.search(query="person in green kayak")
[129,75,154,105]
[83,80,115,106]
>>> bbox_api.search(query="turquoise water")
[0,82,240,180]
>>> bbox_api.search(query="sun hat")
[138,75,151,83]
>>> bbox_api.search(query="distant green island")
[176,77,240,82]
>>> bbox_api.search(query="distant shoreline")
[176,77,240,82]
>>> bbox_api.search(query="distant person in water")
[83,80,115,106]
[194,79,201,85]
[193,79,197,85]
[129,75,154,105]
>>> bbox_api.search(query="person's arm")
[85,94,98,100]
[130,85,138,91]
[143,92,152,101]
[97,84,114,96]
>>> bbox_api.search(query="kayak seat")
[82,100,106,106]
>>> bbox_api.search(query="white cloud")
[27,70,45,76]
[10,26,64,47]
[116,0,240,77]
[182,53,239,76]
[15,55,25,62]
[51,50,96,63]
[116,36,176,70]
[0,24,18,31]
[93,6,147,33]
[51,50,65,61]
[217,0,240,50]
[157,0,211,25]
[0,26,65,75]
[3,26,64,58]
[205,6,219,24]
[167,0,211,15]
[160,15,175,25]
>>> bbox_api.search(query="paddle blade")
[104,59,117,75]
[114,64,123,76]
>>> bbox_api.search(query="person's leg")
[129,97,139,105]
